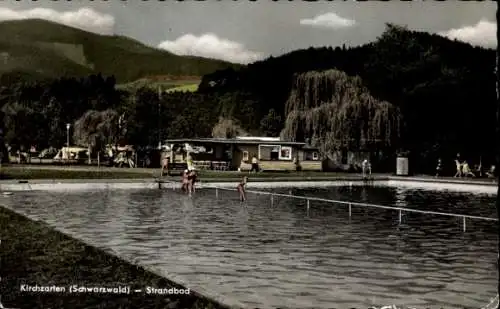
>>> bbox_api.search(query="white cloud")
[0,7,115,34]
[438,19,496,48]
[158,33,264,64]
[300,12,356,29]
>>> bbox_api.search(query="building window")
[279,146,292,160]
[259,145,293,160]
[312,152,319,160]
[259,145,280,160]
[242,150,249,161]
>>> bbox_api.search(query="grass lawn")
[165,83,199,93]
[116,79,200,92]
[0,206,228,309]
[0,166,156,180]
[0,165,368,180]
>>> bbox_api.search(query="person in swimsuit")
[454,159,462,178]
[237,176,248,201]
[187,169,197,194]
[435,158,442,178]
[181,169,189,193]
[250,156,259,173]
[462,161,475,177]
[487,165,496,178]
[362,159,369,178]
[161,156,170,176]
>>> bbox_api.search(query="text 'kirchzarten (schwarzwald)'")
[19,284,191,295]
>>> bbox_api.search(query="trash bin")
[396,157,409,176]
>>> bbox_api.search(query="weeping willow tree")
[280,69,402,156]
[73,109,119,160]
[212,117,249,138]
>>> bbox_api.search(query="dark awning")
[163,138,306,146]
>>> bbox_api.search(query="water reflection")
[394,187,408,207]
[1,186,497,309]
[235,202,249,236]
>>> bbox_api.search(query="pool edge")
[0,204,242,309]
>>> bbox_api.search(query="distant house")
[162,137,322,171]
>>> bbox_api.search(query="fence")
[159,181,499,308]
[207,186,498,232]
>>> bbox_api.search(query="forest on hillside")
[0,24,496,174]
[0,19,236,83]
[199,24,497,171]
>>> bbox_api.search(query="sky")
[0,1,496,64]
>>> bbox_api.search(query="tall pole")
[66,123,70,161]
[0,128,3,171]
[496,0,500,301]
[66,123,70,147]
[158,86,162,150]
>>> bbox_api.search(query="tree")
[73,109,119,157]
[122,88,158,146]
[212,117,249,138]
[280,69,402,157]
[0,115,7,163]
[169,115,193,138]
[260,108,283,137]
[1,102,39,151]
[198,24,496,172]
[215,92,261,133]
[42,96,65,147]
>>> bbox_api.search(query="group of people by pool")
[181,169,248,201]
[435,154,496,178]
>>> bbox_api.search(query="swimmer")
[237,176,248,201]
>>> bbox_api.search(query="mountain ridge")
[0,18,239,83]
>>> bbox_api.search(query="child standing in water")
[181,169,189,193]
[187,169,197,194]
[237,176,248,201]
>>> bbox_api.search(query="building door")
[271,146,280,160]
[215,145,223,159]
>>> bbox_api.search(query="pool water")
[1,186,497,308]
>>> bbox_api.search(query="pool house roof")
[163,137,307,146]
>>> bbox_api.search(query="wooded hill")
[0,24,495,174]
[199,24,496,171]
[0,19,237,84]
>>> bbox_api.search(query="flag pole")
[158,86,162,150]
[495,0,500,302]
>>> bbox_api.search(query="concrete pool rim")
[0,176,497,194]
[0,174,497,183]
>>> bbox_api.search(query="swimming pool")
[1,186,497,308]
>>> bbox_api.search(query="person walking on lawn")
[250,155,259,173]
